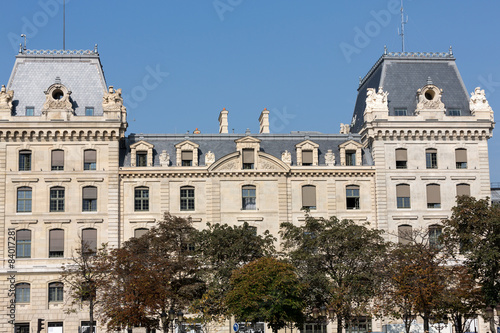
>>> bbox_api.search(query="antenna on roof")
[20,34,27,50]
[398,0,408,52]
[63,0,66,50]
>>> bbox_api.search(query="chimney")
[219,108,228,134]
[259,108,270,134]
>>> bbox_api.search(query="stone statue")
[205,151,215,166]
[281,150,292,165]
[159,150,170,167]
[102,86,124,111]
[470,87,491,110]
[365,87,388,112]
[325,149,335,166]
[0,85,14,110]
[340,123,350,134]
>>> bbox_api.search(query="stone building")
[0,47,494,333]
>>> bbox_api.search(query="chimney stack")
[219,108,228,134]
[259,108,270,134]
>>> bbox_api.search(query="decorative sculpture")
[205,151,215,166]
[102,86,124,111]
[0,85,14,110]
[159,150,170,167]
[281,150,292,165]
[325,149,335,166]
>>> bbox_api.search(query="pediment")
[295,140,319,149]
[339,140,362,149]
[208,152,240,172]
[257,152,290,171]
[130,140,154,150]
[234,136,262,144]
[175,140,199,149]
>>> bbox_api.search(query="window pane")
[49,282,64,302]
[180,187,195,211]
[17,187,32,212]
[19,151,31,171]
[49,229,64,258]
[16,229,31,258]
[242,186,256,210]
[50,187,65,212]
[15,283,30,303]
[134,188,149,211]
[426,149,437,169]
[82,228,97,253]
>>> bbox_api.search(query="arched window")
[395,148,407,169]
[346,185,360,210]
[82,228,97,254]
[48,282,64,302]
[396,184,411,209]
[82,186,97,212]
[134,228,148,238]
[16,229,31,258]
[50,187,65,212]
[51,149,64,171]
[242,185,256,210]
[426,184,441,208]
[49,229,64,258]
[425,148,438,169]
[84,149,97,170]
[17,187,32,212]
[398,225,412,245]
[134,187,149,211]
[19,150,31,171]
[456,183,470,197]
[455,148,467,169]
[180,186,195,211]
[302,185,316,210]
[15,283,30,303]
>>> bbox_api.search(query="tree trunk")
[337,317,343,333]
[489,316,496,333]
[423,313,429,333]
[455,315,463,333]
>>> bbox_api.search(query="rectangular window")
[19,150,31,171]
[15,283,30,303]
[455,149,467,169]
[82,187,97,212]
[346,317,372,333]
[15,324,30,333]
[242,185,256,210]
[134,187,149,211]
[300,323,327,333]
[346,150,356,166]
[456,184,471,197]
[426,149,437,169]
[448,109,461,116]
[48,283,64,302]
[25,106,34,116]
[396,184,411,209]
[17,187,32,212]
[242,149,255,169]
[302,185,316,210]
[82,229,97,254]
[84,149,97,170]
[137,151,147,167]
[398,225,412,245]
[346,185,360,210]
[181,150,193,166]
[429,225,443,249]
[48,322,63,333]
[16,230,31,258]
[51,150,64,171]
[395,148,407,169]
[426,184,441,209]
[394,108,408,116]
[180,187,195,211]
[50,187,65,212]
[49,229,64,258]
[302,150,313,166]
[81,321,97,333]
[85,107,94,116]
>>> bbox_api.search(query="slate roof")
[351,51,471,133]
[7,49,107,116]
[121,132,373,167]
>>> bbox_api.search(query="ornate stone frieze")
[415,83,445,113]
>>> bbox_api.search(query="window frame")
[425,148,438,169]
[395,148,407,169]
[19,150,32,171]
[396,184,411,209]
[136,151,148,167]
[398,225,412,245]
[134,187,149,212]
[242,149,255,170]
[301,185,317,210]
[85,107,95,116]
[84,149,97,171]
[51,149,64,171]
[48,282,64,302]
[134,228,148,238]
[81,228,97,254]
[242,185,257,210]
[426,184,441,209]
[346,185,360,210]
[82,186,98,212]
[394,108,408,116]
[345,150,356,166]
[455,148,467,169]
[15,283,30,303]
[16,229,31,258]
[49,228,64,258]
[448,109,461,116]
[181,150,193,167]
[25,106,35,116]
[180,186,195,211]
[50,187,65,212]
[428,224,443,249]
[17,187,32,213]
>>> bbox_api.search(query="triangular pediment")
[174,140,200,149]
[130,140,154,150]
[295,140,319,149]
[339,140,362,149]
[234,136,262,144]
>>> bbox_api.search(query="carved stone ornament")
[205,151,215,166]
[218,160,238,171]
[42,83,73,111]
[325,149,335,166]
[102,86,125,111]
[365,87,388,111]
[470,87,493,113]
[159,150,170,167]
[0,85,14,110]
[416,84,445,112]
[281,150,292,166]
[339,123,350,134]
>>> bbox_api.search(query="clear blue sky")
[1,1,499,182]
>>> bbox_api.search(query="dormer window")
[394,108,407,116]
[25,106,34,116]
[345,150,356,166]
[295,140,319,166]
[339,140,363,166]
[85,107,94,116]
[302,150,313,166]
[130,141,154,167]
[449,109,461,116]
[242,149,255,169]
[136,151,147,167]
[181,151,193,166]
[175,140,199,167]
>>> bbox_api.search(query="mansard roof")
[121,132,373,167]
[7,48,107,116]
[351,50,471,133]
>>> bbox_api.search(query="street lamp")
[160,309,184,333]
[430,315,449,333]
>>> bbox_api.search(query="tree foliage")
[226,257,304,333]
[280,215,387,333]
[98,213,204,332]
[193,222,276,322]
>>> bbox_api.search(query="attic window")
[424,90,435,101]
[52,89,64,100]
[394,108,407,116]
[449,109,461,116]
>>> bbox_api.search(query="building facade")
[0,47,495,333]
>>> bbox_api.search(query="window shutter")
[455,149,467,163]
[82,229,97,252]
[52,150,64,167]
[181,150,193,160]
[83,187,97,199]
[396,149,407,161]
[302,150,313,164]
[17,229,31,241]
[134,228,148,238]
[49,229,64,252]
[426,184,441,203]
[84,150,96,163]
[302,186,316,207]
[398,225,412,245]
[456,184,470,196]
[396,184,410,197]
[243,149,254,163]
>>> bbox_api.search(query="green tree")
[98,213,204,332]
[442,196,500,333]
[193,222,276,324]
[280,215,387,333]
[226,257,305,333]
